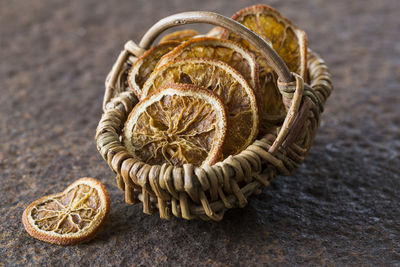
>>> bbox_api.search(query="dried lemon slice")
[222,4,307,132]
[159,29,199,44]
[123,84,227,166]
[22,177,110,245]
[128,41,179,98]
[156,36,260,100]
[142,58,259,157]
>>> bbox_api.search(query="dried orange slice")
[123,83,227,167]
[222,4,307,132]
[128,41,179,98]
[142,58,259,157]
[156,37,260,100]
[159,29,199,44]
[22,177,110,245]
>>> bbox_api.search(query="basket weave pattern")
[95,12,332,221]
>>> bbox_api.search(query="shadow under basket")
[95,11,333,221]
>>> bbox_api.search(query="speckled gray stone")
[0,0,399,266]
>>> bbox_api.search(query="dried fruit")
[156,37,260,101]
[222,4,307,132]
[159,29,199,44]
[128,41,179,98]
[22,177,110,245]
[142,58,259,157]
[123,84,227,166]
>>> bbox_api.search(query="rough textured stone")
[0,0,399,266]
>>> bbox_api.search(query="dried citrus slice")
[128,41,179,98]
[159,29,199,44]
[222,4,307,132]
[156,36,260,101]
[142,58,259,157]
[22,177,110,245]
[123,83,227,167]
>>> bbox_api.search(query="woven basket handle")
[139,11,294,84]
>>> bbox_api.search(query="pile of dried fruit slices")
[123,4,308,167]
[22,4,310,245]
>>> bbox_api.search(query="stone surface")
[1,0,399,266]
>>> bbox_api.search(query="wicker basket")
[95,11,332,221]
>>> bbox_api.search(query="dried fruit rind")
[156,36,260,101]
[128,41,179,98]
[159,29,199,44]
[123,84,227,166]
[222,4,307,132]
[22,177,110,245]
[142,58,259,157]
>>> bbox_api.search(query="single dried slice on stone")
[123,84,227,166]
[222,4,308,133]
[128,41,179,98]
[22,177,110,245]
[159,29,199,44]
[156,37,261,103]
[142,58,259,157]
